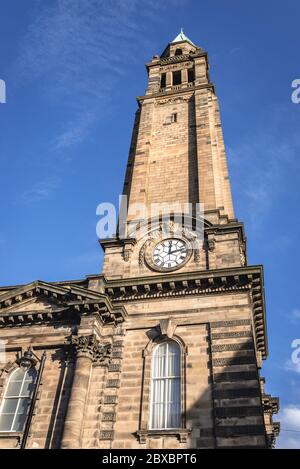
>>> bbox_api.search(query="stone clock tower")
[95,30,279,448]
[0,31,279,449]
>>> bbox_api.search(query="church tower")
[0,31,279,450]
[94,30,280,449]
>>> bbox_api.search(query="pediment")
[2,296,68,314]
[0,280,126,327]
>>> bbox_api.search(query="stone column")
[182,68,188,85]
[166,71,172,88]
[61,335,111,448]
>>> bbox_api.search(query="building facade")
[0,31,279,449]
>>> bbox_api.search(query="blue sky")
[0,0,300,448]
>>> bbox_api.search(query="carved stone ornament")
[208,238,215,251]
[194,249,200,263]
[155,94,193,106]
[159,318,177,338]
[122,247,131,262]
[72,334,112,364]
[240,243,246,267]
[159,61,192,72]
[139,239,151,267]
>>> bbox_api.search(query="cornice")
[137,82,215,104]
[205,221,245,238]
[99,265,267,359]
[99,237,136,250]
[146,50,207,69]
[263,394,280,415]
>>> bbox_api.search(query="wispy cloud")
[284,359,300,375]
[277,406,300,448]
[12,0,185,201]
[51,110,97,151]
[289,308,300,323]
[228,47,242,55]
[15,0,181,150]
[228,104,300,231]
[19,177,60,204]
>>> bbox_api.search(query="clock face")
[153,239,188,269]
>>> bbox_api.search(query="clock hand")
[170,247,185,254]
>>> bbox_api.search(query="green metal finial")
[171,29,195,46]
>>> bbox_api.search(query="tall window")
[172,70,182,86]
[160,72,166,88]
[150,341,181,429]
[188,68,195,83]
[0,367,37,432]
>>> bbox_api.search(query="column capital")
[72,334,112,363]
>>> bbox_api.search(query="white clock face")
[153,239,188,269]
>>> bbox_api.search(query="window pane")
[12,413,27,432]
[153,379,164,404]
[1,398,19,415]
[166,401,180,428]
[10,369,25,382]
[0,367,37,433]
[168,346,180,376]
[153,354,166,378]
[0,414,14,431]
[153,343,167,378]
[167,378,180,402]
[150,341,181,429]
[155,342,167,357]
[151,403,164,429]
[151,378,166,429]
[166,377,181,427]
[25,368,37,383]
[16,398,31,415]
[6,381,23,397]
[21,380,36,397]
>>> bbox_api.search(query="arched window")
[150,341,181,429]
[0,367,37,432]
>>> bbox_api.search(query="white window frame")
[0,367,37,433]
[149,341,181,430]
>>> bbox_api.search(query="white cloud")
[277,406,300,448]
